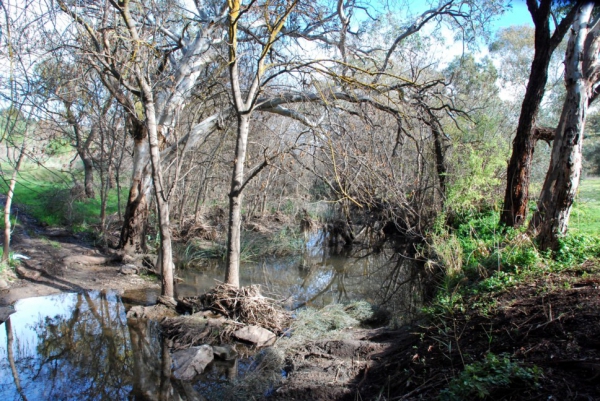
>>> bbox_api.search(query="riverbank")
[2,198,600,399]
[344,259,600,400]
[0,201,159,306]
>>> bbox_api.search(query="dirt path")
[0,202,159,306]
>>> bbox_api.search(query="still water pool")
[1,237,420,400]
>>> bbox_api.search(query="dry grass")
[175,217,218,242]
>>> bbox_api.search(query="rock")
[119,264,139,275]
[212,345,238,360]
[0,279,8,290]
[15,265,41,280]
[172,345,214,380]
[0,306,15,324]
[63,255,118,266]
[233,325,276,347]
[126,304,179,320]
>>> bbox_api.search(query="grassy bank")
[358,179,600,400]
[0,162,121,229]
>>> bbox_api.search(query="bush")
[440,353,541,400]
[554,233,600,265]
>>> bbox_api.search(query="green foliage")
[442,56,510,216]
[425,205,600,316]
[440,353,541,400]
[46,138,72,156]
[446,146,505,214]
[553,234,600,265]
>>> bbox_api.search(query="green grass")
[424,207,600,317]
[570,177,600,235]
[0,163,121,228]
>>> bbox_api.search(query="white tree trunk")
[225,114,251,287]
[139,78,175,300]
[3,140,26,262]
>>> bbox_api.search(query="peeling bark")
[500,0,583,228]
[119,118,151,255]
[531,3,598,250]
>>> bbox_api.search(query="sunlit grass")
[570,177,600,236]
[0,162,122,228]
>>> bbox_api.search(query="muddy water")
[0,234,421,400]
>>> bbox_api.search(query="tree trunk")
[500,0,581,227]
[140,86,175,300]
[431,119,447,198]
[225,114,251,288]
[81,154,95,199]
[3,139,26,262]
[530,3,595,250]
[500,50,552,227]
[119,119,151,255]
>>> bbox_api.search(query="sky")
[495,0,534,29]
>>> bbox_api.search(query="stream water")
[0,233,422,400]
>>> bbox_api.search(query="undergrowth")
[424,208,600,317]
[440,353,542,400]
[423,206,599,399]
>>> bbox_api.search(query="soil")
[271,260,600,400]
[0,202,159,306]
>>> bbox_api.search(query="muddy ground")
[315,263,600,400]
[0,204,159,306]
[269,261,600,400]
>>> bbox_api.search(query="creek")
[0,232,421,400]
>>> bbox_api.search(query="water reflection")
[0,292,231,401]
[176,231,422,317]
[0,234,422,400]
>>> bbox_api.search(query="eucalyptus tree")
[500,0,585,228]
[53,0,230,263]
[530,2,600,250]
[52,0,235,300]
[34,56,113,199]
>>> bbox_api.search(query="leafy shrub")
[554,233,600,265]
[440,353,541,400]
